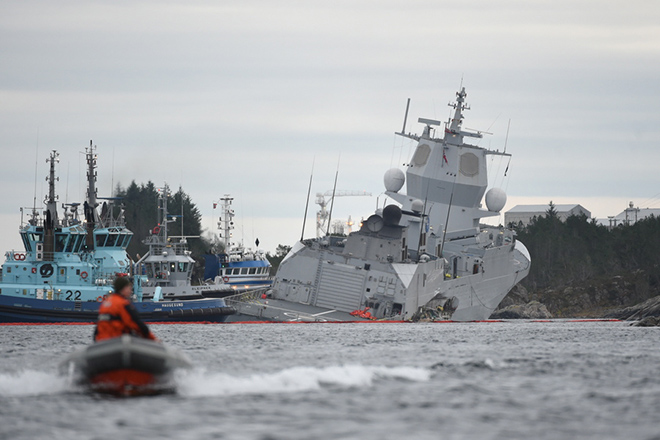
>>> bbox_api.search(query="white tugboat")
[226,87,531,322]
[136,185,234,300]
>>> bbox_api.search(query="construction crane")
[316,190,372,237]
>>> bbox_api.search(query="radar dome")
[384,168,405,193]
[382,204,402,226]
[485,188,507,212]
[411,199,424,213]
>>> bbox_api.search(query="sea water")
[1,321,659,440]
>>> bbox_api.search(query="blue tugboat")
[203,195,272,294]
[0,143,235,323]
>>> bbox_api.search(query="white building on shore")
[505,204,591,227]
[604,202,660,228]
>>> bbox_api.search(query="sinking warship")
[227,87,531,322]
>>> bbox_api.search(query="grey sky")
[1,0,659,254]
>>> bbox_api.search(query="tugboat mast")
[42,150,60,260]
[84,141,99,249]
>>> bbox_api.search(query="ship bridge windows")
[55,234,68,252]
[106,234,118,247]
[119,235,131,249]
[241,268,249,275]
[95,234,107,248]
[28,232,43,243]
[177,262,188,272]
[72,235,85,253]
[249,268,256,275]
[20,232,31,252]
[65,234,79,253]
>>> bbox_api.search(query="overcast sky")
[1,0,659,254]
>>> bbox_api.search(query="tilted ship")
[227,88,531,322]
[0,144,234,323]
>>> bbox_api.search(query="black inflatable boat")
[59,335,192,396]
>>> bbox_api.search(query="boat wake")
[175,364,431,397]
[0,370,71,397]
[0,365,431,398]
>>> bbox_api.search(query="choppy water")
[1,321,660,440]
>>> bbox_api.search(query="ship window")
[170,263,176,273]
[178,262,188,272]
[249,268,256,275]
[241,268,248,275]
[96,234,107,247]
[29,233,43,242]
[121,235,131,248]
[65,235,75,253]
[20,233,32,252]
[106,234,118,247]
[73,235,84,253]
[55,234,67,252]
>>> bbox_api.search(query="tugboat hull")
[0,295,235,324]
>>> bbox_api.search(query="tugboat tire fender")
[39,263,54,277]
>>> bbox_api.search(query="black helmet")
[113,276,131,293]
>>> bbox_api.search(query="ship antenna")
[503,119,511,154]
[300,157,315,241]
[32,130,39,217]
[400,98,411,135]
[438,175,458,258]
[325,156,341,236]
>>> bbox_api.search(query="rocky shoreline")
[491,276,660,326]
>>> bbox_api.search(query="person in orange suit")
[94,276,157,342]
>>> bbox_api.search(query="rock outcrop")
[490,301,553,319]
[632,316,660,327]
[604,295,660,321]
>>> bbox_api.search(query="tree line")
[513,202,660,294]
[115,181,286,278]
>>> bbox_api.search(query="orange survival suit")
[94,293,156,341]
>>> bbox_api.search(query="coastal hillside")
[498,203,660,318]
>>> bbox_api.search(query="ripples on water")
[1,321,660,440]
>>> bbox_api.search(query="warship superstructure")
[0,144,234,323]
[229,87,531,322]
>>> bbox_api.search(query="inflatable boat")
[59,335,192,396]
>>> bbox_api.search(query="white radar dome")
[411,199,424,213]
[384,168,405,193]
[485,188,507,212]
